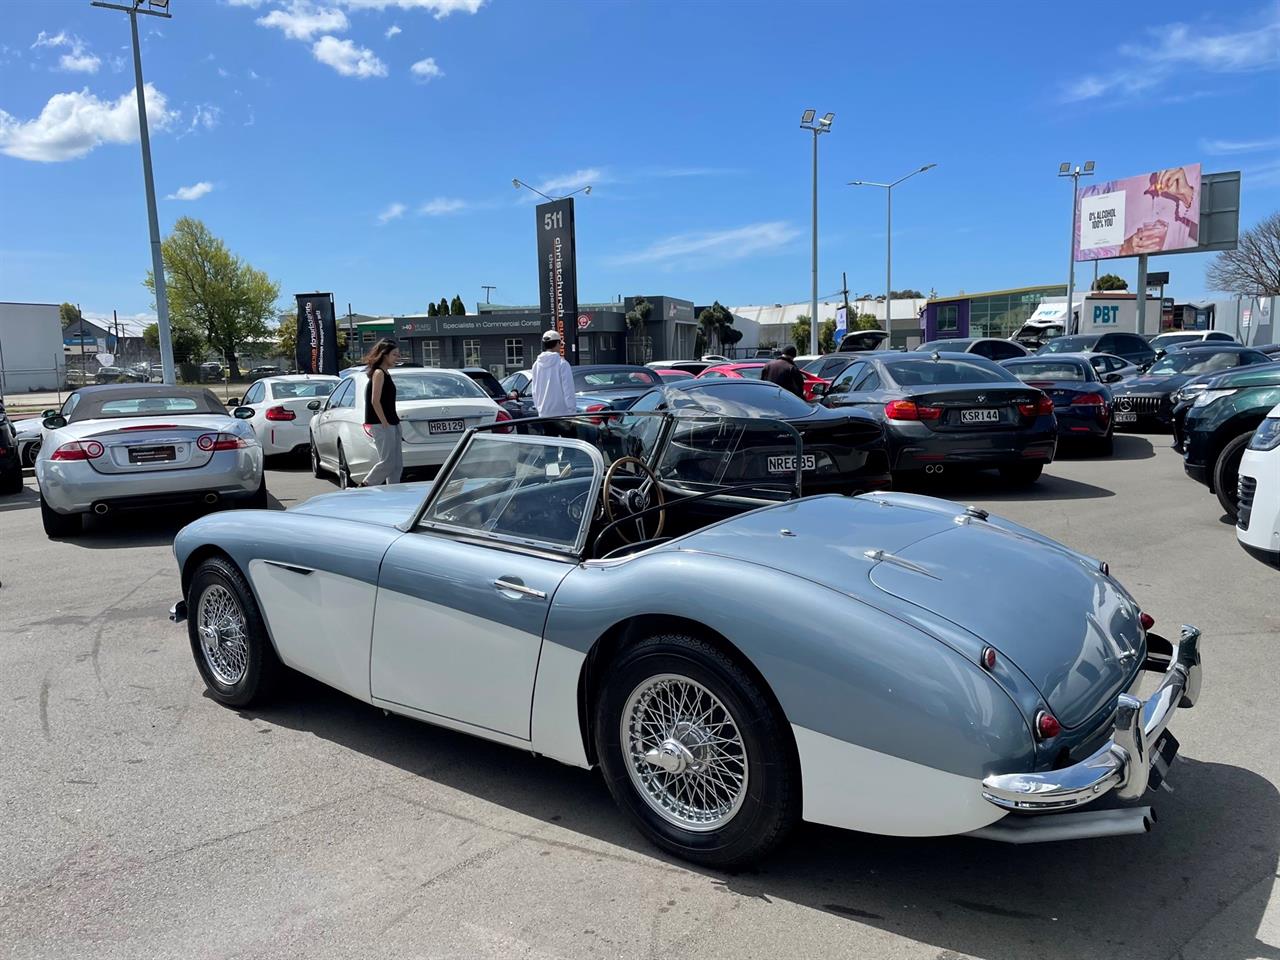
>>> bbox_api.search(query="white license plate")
[427,419,465,435]
[960,409,1000,424]
[1115,412,1137,423]
[767,454,816,473]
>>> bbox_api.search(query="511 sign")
[535,198,580,363]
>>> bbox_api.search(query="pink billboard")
[1075,163,1201,261]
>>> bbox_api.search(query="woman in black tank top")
[360,338,403,486]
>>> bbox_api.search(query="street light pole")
[92,0,175,384]
[800,110,834,355]
[1058,161,1095,335]
[848,163,936,346]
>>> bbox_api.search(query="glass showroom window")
[464,339,482,367]
[938,305,959,332]
[505,338,524,368]
[421,340,441,367]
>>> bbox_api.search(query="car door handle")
[492,578,546,600]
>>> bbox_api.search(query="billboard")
[535,198,579,364]
[1075,163,1201,261]
[295,293,338,375]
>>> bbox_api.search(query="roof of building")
[728,298,926,329]
[926,284,1066,303]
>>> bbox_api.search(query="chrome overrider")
[982,624,1202,812]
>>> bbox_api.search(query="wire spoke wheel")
[197,584,250,686]
[622,673,748,831]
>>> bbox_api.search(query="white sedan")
[309,367,507,487]
[1237,402,1280,567]
[231,375,338,457]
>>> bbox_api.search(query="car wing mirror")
[228,397,241,406]
[1104,372,1122,383]
[42,415,67,429]
[233,406,255,419]
[307,399,322,411]
[811,382,829,398]
[41,408,56,418]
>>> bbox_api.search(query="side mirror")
[307,399,322,411]
[41,409,55,418]
[42,415,68,429]
[507,390,520,400]
[233,406,255,419]
[227,397,241,406]
[1104,372,1123,384]
[811,382,829,399]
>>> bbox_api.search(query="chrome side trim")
[981,624,1201,812]
[261,559,315,576]
[863,548,940,580]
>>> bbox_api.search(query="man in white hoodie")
[530,328,576,418]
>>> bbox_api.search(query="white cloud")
[409,56,442,80]
[419,196,465,215]
[377,201,407,223]
[340,0,484,17]
[248,69,260,79]
[167,181,214,201]
[0,84,175,162]
[385,24,402,38]
[1200,136,1280,155]
[535,167,603,196]
[258,1,349,41]
[31,30,101,74]
[185,104,222,134]
[226,0,268,6]
[312,35,387,77]
[608,221,801,267]
[1062,9,1280,102]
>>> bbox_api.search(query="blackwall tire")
[39,493,81,537]
[187,556,281,708]
[1214,432,1252,521]
[593,633,799,869]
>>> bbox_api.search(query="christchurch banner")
[295,293,338,375]
[535,198,580,363]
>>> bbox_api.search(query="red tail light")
[1072,393,1106,408]
[1018,395,1055,417]
[265,406,296,421]
[51,440,104,461]
[197,433,247,452]
[1035,710,1062,740]
[885,400,942,421]
[1139,612,1155,631]
[494,408,513,434]
[585,402,608,425]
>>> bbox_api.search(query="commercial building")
[730,298,928,351]
[920,284,1067,342]
[0,301,66,395]
[390,295,696,376]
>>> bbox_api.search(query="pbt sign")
[1093,305,1120,325]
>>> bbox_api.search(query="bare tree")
[1206,212,1280,296]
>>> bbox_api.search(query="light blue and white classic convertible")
[169,402,1203,867]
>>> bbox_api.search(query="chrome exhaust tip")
[93,503,109,515]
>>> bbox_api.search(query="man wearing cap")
[531,328,576,418]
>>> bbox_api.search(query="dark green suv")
[1182,361,1280,518]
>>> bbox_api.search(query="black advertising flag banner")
[535,198,579,364]
[295,293,338,375]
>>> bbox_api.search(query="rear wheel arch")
[1206,414,1267,488]
[575,614,799,779]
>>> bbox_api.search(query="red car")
[654,368,696,381]
[697,362,827,402]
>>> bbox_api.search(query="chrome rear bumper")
[981,624,1201,812]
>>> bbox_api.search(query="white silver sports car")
[36,384,264,537]
[171,411,1202,867]
[309,367,507,486]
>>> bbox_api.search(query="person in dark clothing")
[762,345,806,398]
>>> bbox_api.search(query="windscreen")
[1005,361,1089,382]
[391,372,487,400]
[884,359,1015,386]
[272,381,337,398]
[655,415,801,501]
[575,368,659,390]
[1148,350,1240,376]
[1041,336,1097,354]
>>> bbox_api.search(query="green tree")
[698,301,734,354]
[437,297,450,317]
[1207,211,1280,295]
[853,313,881,331]
[791,315,837,353]
[625,295,652,334]
[143,319,205,366]
[891,289,925,299]
[427,301,438,317]
[276,311,347,368]
[59,302,83,327]
[450,294,466,315]
[1093,273,1129,291]
[144,217,280,381]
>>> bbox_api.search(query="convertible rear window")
[421,435,598,550]
[391,372,487,400]
[883,359,1014,386]
[272,381,336,399]
[75,389,226,419]
[1006,361,1089,382]
[575,368,659,389]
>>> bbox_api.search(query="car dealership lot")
[2,440,1277,960]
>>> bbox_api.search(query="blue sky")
[1,0,1278,326]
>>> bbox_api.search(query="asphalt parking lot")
[2,436,1277,960]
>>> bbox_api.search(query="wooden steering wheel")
[602,456,666,543]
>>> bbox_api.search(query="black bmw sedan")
[1110,343,1272,432]
[1001,354,1115,454]
[623,378,892,496]
[822,352,1057,484]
